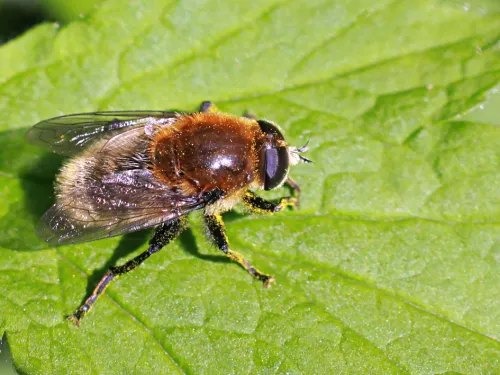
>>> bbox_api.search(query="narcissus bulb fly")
[27,101,311,325]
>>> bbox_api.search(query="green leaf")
[39,0,101,22]
[1,0,499,374]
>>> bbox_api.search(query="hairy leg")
[204,214,274,287]
[69,218,185,325]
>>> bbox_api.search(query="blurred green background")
[0,0,99,43]
[0,0,498,374]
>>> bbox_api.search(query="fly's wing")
[37,169,222,245]
[27,111,179,155]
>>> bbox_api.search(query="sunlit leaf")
[0,0,499,374]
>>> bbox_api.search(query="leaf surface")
[0,0,499,374]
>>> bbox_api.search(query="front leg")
[286,177,301,207]
[286,176,301,196]
[242,191,298,214]
[204,214,275,287]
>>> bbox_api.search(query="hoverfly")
[27,101,311,325]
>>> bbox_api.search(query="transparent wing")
[37,169,222,245]
[27,111,179,155]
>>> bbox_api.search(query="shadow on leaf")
[0,128,62,250]
[179,228,229,263]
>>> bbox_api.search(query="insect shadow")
[178,228,229,263]
[0,128,60,250]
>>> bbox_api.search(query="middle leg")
[204,214,275,287]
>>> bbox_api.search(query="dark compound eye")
[263,146,289,190]
[257,119,289,190]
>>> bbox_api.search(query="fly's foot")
[275,196,299,212]
[259,273,276,288]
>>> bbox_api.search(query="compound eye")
[263,147,289,190]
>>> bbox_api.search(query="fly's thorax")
[150,112,263,196]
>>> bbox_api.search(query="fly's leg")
[242,191,298,214]
[286,177,301,208]
[68,218,185,326]
[200,101,220,113]
[204,214,275,287]
[200,101,257,120]
[286,177,301,196]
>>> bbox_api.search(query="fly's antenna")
[296,138,310,153]
[290,138,313,164]
[299,154,313,164]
